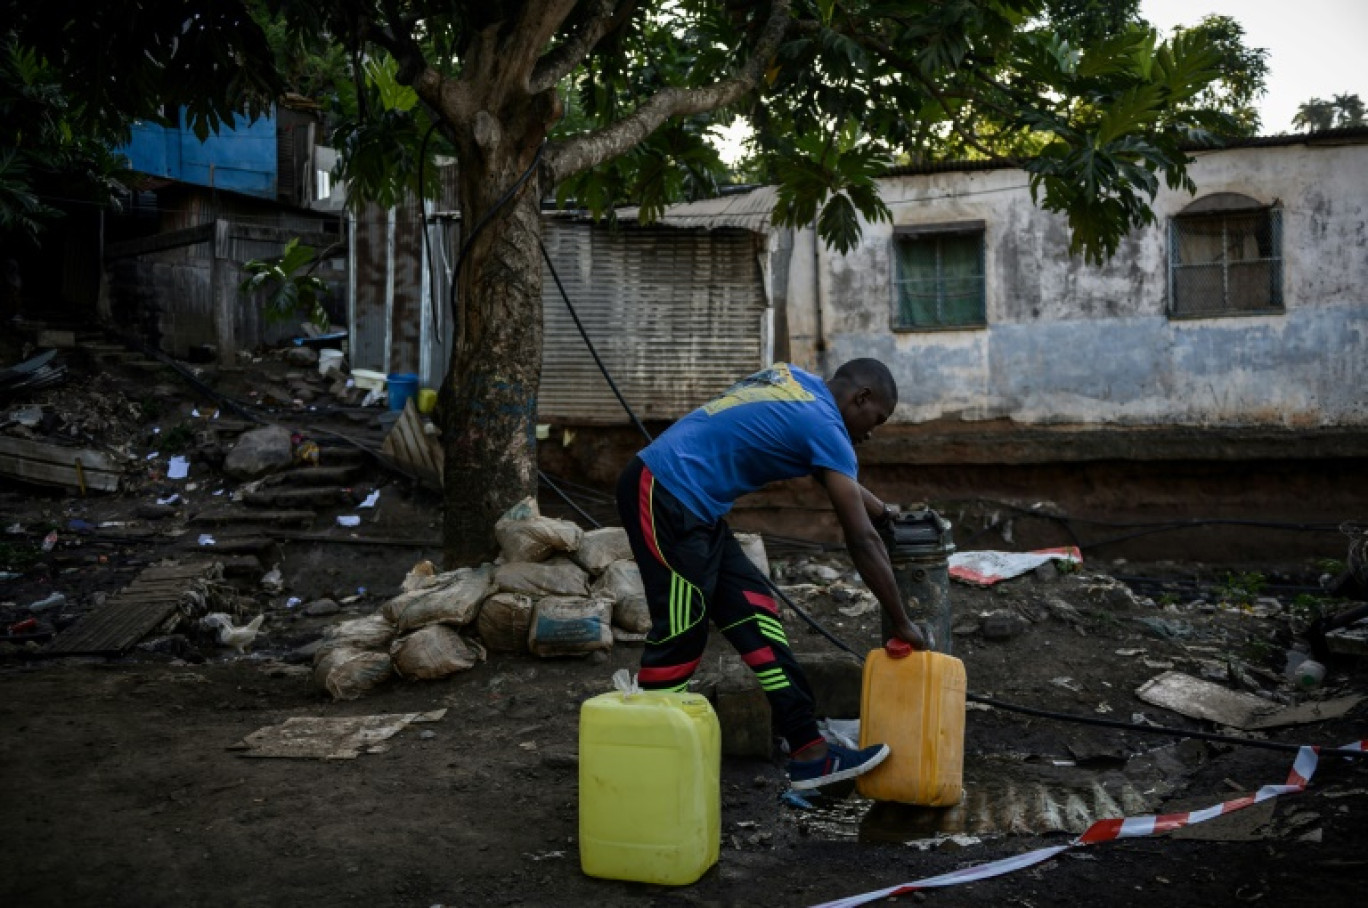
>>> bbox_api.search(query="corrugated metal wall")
[350,209,769,420]
[538,221,768,423]
[350,166,460,385]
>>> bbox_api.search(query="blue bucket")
[387,372,419,412]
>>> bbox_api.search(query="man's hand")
[889,615,932,651]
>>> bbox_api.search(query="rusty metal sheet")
[538,221,768,423]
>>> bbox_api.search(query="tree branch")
[543,0,791,184]
[529,0,633,95]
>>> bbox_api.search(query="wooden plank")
[46,561,221,655]
[381,400,443,487]
[104,223,215,260]
[0,436,122,492]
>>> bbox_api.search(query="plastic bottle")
[579,688,720,885]
[857,639,967,806]
[1293,659,1326,689]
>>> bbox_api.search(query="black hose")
[539,469,603,529]
[966,693,1367,760]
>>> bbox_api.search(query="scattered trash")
[41,530,58,551]
[336,515,361,527]
[260,567,284,593]
[359,489,380,508]
[229,709,446,759]
[1135,616,1195,639]
[197,534,216,546]
[286,597,302,609]
[1293,659,1326,690]
[27,591,66,611]
[949,547,1083,587]
[167,456,190,479]
[8,617,39,635]
[157,493,180,505]
[1134,671,1277,729]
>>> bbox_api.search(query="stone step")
[259,464,364,488]
[242,487,356,509]
[189,508,316,528]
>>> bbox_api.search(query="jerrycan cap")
[884,638,913,659]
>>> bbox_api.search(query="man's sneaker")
[787,742,891,790]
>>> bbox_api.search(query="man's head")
[828,358,897,445]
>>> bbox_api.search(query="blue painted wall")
[119,108,278,199]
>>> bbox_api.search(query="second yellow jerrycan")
[856,639,967,806]
[578,686,720,885]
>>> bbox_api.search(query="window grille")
[892,228,986,329]
[1169,207,1282,317]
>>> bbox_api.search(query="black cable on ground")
[966,693,1367,760]
[538,237,654,443]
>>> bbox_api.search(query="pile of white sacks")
[312,497,769,701]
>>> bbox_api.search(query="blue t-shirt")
[638,363,858,523]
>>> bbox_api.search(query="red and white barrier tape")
[811,740,1365,908]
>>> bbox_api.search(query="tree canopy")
[1293,93,1366,133]
[5,1,1241,561]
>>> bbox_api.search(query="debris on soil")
[229,709,448,759]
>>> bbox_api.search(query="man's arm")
[816,468,927,649]
[859,484,897,527]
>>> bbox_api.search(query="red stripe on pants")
[639,656,702,684]
[638,466,665,565]
[743,589,779,616]
[741,646,776,668]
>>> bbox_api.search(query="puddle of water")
[791,755,1160,844]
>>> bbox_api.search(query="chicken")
[201,612,266,654]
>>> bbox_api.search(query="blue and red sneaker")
[787,742,891,790]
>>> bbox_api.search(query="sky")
[1140,0,1368,133]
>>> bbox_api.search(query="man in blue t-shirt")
[615,358,927,790]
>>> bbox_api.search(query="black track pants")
[615,456,822,754]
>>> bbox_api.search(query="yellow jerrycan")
[579,685,720,885]
[856,639,966,806]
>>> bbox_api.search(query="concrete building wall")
[787,140,1368,431]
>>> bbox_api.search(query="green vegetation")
[1216,571,1266,606]
[239,237,331,327]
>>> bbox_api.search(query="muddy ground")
[1,335,1366,907]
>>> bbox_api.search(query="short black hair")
[834,358,897,405]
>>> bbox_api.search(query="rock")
[285,347,319,367]
[981,610,1028,641]
[224,425,295,479]
[304,598,341,617]
[813,565,841,583]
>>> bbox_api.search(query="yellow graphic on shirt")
[702,363,815,415]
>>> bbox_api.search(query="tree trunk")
[439,139,546,568]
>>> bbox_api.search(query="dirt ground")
[1,336,1366,908]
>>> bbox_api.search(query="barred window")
[1169,195,1282,318]
[892,222,986,330]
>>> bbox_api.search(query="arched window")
[1168,193,1282,318]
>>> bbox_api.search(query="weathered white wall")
[787,140,1368,429]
